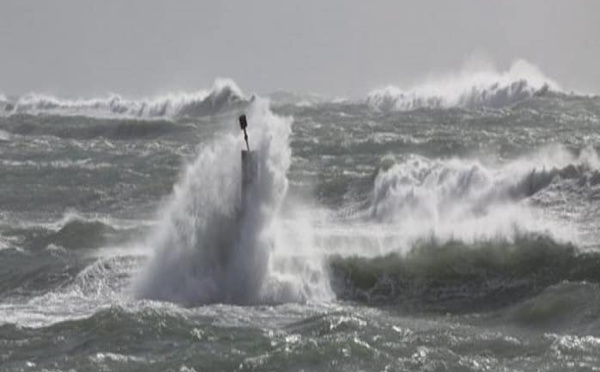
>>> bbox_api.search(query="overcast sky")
[1,0,598,98]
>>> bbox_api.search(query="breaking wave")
[6,79,247,119]
[365,145,599,245]
[322,144,600,312]
[367,59,561,111]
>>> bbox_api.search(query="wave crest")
[329,235,600,313]
[367,145,598,244]
[367,60,560,111]
[8,79,247,118]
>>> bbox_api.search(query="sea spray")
[132,99,332,305]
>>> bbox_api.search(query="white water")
[315,145,599,258]
[133,100,333,305]
[8,79,246,119]
[367,59,561,111]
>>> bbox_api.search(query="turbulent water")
[2,63,600,371]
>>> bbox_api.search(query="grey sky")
[1,0,598,98]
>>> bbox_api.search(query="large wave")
[319,144,600,311]
[6,79,247,119]
[367,59,561,112]
[329,235,600,313]
[132,100,332,305]
[313,145,599,294]
[369,145,597,243]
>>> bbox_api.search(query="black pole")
[239,114,256,203]
[239,115,250,151]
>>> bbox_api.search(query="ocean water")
[2,64,600,371]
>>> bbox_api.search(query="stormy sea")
[2,61,600,371]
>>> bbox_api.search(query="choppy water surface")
[2,74,600,371]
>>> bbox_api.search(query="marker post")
[239,115,257,202]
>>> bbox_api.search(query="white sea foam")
[318,145,598,258]
[132,99,333,305]
[9,78,246,118]
[385,147,594,237]
[367,59,561,111]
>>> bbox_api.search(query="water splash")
[132,99,332,305]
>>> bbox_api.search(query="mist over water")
[2,62,600,371]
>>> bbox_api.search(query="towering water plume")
[132,99,332,305]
